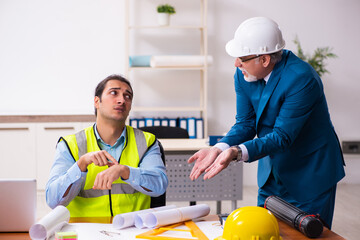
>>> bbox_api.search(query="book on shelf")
[129,117,204,139]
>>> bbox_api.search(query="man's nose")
[235,58,242,68]
[117,95,125,104]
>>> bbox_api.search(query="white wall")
[0,0,125,115]
[1,0,359,185]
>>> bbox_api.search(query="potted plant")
[293,36,337,77]
[157,4,176,26]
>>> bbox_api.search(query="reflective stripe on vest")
[78,182,137,198]
[75,127,149,167]
[62,125,155,217]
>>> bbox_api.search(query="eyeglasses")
[238,55,260,63]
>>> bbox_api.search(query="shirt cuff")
[239,144,249,162]
[123,166,140,186]
[214,142,230,151]
[67,162,85,183]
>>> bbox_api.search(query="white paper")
[143,204,210,228]
[52,223,137,240]
[113,205,177,229]
[29,205,70,240]
[150,55,213,67]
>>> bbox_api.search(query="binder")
[196,118,204,139]
[209,135,224,146]
[130,118,138,128]
[138,118,146,128]
[153,118,161,126]
[161,118,169,127]
[144,118,153,127]
[187,117,196,139]
[179,118,188,131]
[169,118,177,127]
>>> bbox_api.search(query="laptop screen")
[0,179,37,232]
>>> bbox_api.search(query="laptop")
[0,179,37,232]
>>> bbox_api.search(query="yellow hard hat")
[215,206,282,240]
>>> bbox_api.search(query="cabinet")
[35,122,91,190]
[124,0,208,138]
[0,123,37,179]
[0,121,93,190]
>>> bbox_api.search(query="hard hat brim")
[225,38,285,58]
[225,39,243,57]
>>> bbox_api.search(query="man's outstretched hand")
[188,147,222,180]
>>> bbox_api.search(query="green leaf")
[157,4,176,14]
[292,36,337,77]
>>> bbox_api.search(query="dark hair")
[94,74,133,116]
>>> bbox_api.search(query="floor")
[37,183,360,239]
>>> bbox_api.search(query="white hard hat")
[226,17,285,57]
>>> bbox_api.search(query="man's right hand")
[188,147,222,181]
[77,150,118,172]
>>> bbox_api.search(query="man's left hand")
[93,165,130,189]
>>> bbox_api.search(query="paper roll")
[143,204,210,228]
[113,205,177,229]
[29,205,70,240]
[129,55,151,67]
[150,55,213,67]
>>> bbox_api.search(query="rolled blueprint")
[142,204,210,228]
[113,205,177,229]
[29,205,70,240]
[150,55,213,67]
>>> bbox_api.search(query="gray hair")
[270,50,283,64]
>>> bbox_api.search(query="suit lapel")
[256,53,287,127]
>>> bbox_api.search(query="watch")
[232,145,242,162]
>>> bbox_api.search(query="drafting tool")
[136,220,209,240]
[99,230,122,237]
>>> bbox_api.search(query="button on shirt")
[46,125,168,209]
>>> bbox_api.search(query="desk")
[159,138,209,151]
[160,139,243,214]
[0,215,345,240]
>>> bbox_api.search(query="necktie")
[255,79,266,111]
[258,78,266,95]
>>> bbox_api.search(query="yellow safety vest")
[60,125,155,217]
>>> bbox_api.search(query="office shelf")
[124,0,208,138]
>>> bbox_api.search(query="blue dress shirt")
[46,125,168,209]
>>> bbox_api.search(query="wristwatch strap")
[232,145,242,162]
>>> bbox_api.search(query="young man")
[188,17,345,228]
[46,74,168,217]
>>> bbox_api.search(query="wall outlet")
[342,141,360,154]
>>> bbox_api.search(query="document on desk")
[140,204,211,228]
[29,205,70,240]
[50,220,223,240]
[113,204,177,229]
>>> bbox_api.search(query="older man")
[188,17,345,228]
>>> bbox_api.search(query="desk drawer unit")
[165,151,243,212]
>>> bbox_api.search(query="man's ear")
[94,96,100,109]
[261,55,271,67]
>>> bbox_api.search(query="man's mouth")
[114,106,125,112]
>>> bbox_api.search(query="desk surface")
[0,215,345,240]
[159,138,209,151]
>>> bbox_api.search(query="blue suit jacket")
[220,50,345,202]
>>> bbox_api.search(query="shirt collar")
[263,71,272,83]
[94,123,126,147]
